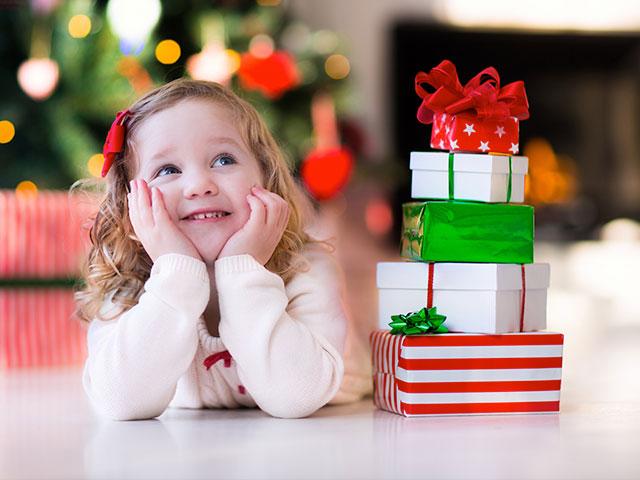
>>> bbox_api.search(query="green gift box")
[401,201,534,263]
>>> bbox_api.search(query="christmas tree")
[0,0,357,200]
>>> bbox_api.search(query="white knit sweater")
[82,245,370,420]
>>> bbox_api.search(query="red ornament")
[300,146,354,201]
[238,51,300,99]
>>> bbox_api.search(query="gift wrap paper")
[431,112,521,155]
[377,262,549,334]
[401,201,534,264]
[410,152,528,203]
[370,330,563,416]
[0,190,96,278]
[0,289,87,368]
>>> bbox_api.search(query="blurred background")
[1,0,639,373]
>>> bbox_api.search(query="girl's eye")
[212,155,236,167]
[156,165,180,177]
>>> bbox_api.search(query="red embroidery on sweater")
[203,350,232,370]
[238,385,246,395]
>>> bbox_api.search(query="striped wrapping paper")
[370,329,563,416]
[0,190,96,278]
[0,289,87,368]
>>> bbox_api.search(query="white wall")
[289,0,436,157]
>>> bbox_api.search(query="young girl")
[76,79,370,420]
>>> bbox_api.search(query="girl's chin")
[192,243,225,264]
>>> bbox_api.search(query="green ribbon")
[506,156,512,203]
[389,307,448,335]
[448,152,455,200]
[447,153,513,203]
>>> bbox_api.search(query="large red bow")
[101,110,130,177]
[415,60,529,125]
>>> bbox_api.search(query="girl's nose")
[183,173,219,198]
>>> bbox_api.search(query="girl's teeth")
[191,212,227,220]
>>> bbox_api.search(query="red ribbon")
[203,350,232,370]
[520,264,527,332]
[415,60,529,125]
[426,262,434,309]
[101,110,130,177]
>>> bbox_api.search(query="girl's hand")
[128,179,202,262]
[218,186,290,265]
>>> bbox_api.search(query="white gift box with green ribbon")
[377,262,550,334]
[410,152,529,203]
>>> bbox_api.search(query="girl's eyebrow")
[148,146,176,164]
[149,137,242,160]
[208,136,243,149]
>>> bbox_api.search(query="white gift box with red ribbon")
[377,262,550,334]
[410,152,528,203]
[370,329,563,416]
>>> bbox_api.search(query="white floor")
[2,241,640,479]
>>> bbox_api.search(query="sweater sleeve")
[215,246,347,419]
[82,253,210,421]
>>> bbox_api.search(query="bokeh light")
[249,34,275,59]
[17,58,59,100]
[107,0,161,45]
[186,43,235,83]
[312,30,338,55]
[226,49,242,74]
[257,0,281,6]
[0,120,16,144]
[87,154,104,178]
[15,180,39,199]
[155,39,181,64]
[365,198,394,236]
[324,54,350,80]
[68,14,91,38]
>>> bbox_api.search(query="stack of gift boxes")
[0,190,94,368]
[371,60,564,416]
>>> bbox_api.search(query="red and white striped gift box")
[0,289,87,368]
[0,190,97,278]
[370,329,563,416]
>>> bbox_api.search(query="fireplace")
[391,23,640,240]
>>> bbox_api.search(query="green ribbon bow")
[389,307,448,335]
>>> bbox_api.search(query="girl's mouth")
[182,211,231,222]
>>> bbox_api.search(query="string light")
[324,54,350,80]
[68,14,91,38]
[87,154,104,178]
[155,39,181,64]
[0,120,16,144]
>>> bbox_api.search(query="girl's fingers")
[251,187,284,227]
[151,187,171,227]
[245,193,266,229]
[137,180,153,227]
[127,181,140,227]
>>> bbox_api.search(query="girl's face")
[132,99,264,264]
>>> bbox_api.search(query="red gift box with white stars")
[416,60,529,156]
[431,111,521,155]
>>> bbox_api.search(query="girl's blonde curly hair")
[74,78,322,323]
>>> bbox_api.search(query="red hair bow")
[415,60,529,125]
[101,110,130,177]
